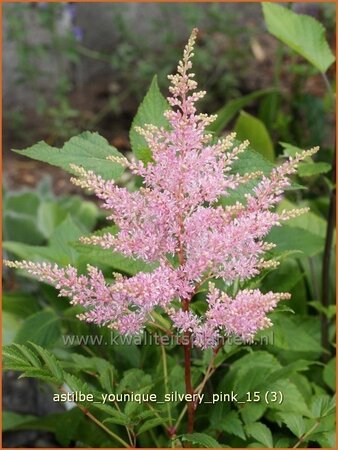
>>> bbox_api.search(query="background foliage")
[3,2,336,448]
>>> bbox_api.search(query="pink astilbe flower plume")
[5,29,318,347]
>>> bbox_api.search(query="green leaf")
[298,162,331,177]
[267,225,324,257]
[3,312,22,346]
[5,191,41,216]
[323,358,336,390]
[271,314,322,355]
[103,410,130,426]
[3,411,63,433]
[3,411,38,432]
[234,111,275,162]
[232,351,280,398]
[19,367,58,384]
[181,432,222,448]
[12,343,42,368]
[4,215,84,266]
[268,379,311,417]
[219,144,273,205]
[137,417,167,435]
[3,344,32,370]
[3,292,40,318]
[15,309,61,348]
[49,215,84,264]
[311,430,336,448]
[118,368,152,394]
[265,360,315,386]
[311,395,336,418]
[3,344,64,385]
[3,191,44,244]
[245,422,273,448]
[13,131,125,180]
[130,75,169,163]
[29,342,63,384]
[55,408,83,447]
[276,199,327,238]
[262,3,335,73]
[219,411,246,440]
[99,366,115,393]
[208,89,273,135]
[240,402,267,426]
[37,202,67,239]
[278,412,305,438]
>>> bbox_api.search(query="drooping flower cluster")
[5,29,318,347]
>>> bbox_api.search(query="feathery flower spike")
[5,29,318,347]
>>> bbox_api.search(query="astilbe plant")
[5,29,318,433]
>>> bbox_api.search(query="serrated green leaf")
[103,410,130,426]
[311,430,336,448]
[13,131,125,180]
[311,395,336,418]
[268,379,311,416]
[219,410,246,440]
[246,422,273,448]
[262,3,335,73]
[130,75,169,163]
[265,360,315,385]
[181,432,222,448]
[234,111,275,162]
[15,309,61,348]
[99,366,115,393]
[29,342,63,384]
[18,367,58,384]
[3,344,31,369]
[278,412,305,438]
[298,162,331,177]
[137,417,167,435]
[270,314,322,355]
[12,343,42,368]
[267,225,324,257]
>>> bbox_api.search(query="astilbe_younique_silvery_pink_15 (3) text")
[5,29,318,349]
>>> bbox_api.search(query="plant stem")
[58,387,130,448]
[160,343,173,426]
[115,401,134,447]
[175,343,223,432]
[292,420,320,448]
[182,319,195,433]
[196,343,223,396]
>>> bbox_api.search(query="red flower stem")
[183,298,195,433]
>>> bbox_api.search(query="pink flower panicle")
[5,29,318,347]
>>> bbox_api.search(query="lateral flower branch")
[5,29,318,433]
